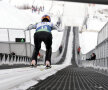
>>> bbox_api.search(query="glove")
[25,24,33,31]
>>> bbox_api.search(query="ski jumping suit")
[27,22,60,65]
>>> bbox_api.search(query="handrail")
[0,28,25,30]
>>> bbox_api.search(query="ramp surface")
[27,65,108,90]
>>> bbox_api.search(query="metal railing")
[0,28,35,57]
[81,22,108,70]
[97,22,108,45]
[73,27,81,66]
[81,58,108,70]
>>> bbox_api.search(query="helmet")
[41,15,51,22]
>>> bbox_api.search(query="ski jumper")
[30,22,53,65]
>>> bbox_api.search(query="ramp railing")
[81,21,108,70]
[0,28,34,67]
[72,27,81,67]
[0,28,34,57]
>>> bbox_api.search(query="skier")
[26,15,63,68]
[77,46,81,55]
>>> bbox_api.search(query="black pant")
[32,31,52,65]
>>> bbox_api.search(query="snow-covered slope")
[79,32,98,54]
[0,65,68,90]
[0,0,42,29]
[87,4,108,31]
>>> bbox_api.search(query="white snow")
[87,4,108,31]
[81,60,108,73]
[63,28,73,65]
[0,0,37,29]
[0,65,69,90]
[79,32,98,54]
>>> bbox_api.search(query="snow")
[87,4,108,31]
[63,28,73,65]
[79,32,98,54]
[87,18,107,31]
[0,0,59,29]
[0,0,37,28]
[81,60,108,74]
[0,65,70,90]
